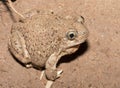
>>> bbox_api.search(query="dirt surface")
[0,0,120,88]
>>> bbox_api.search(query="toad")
[8,11,89,88]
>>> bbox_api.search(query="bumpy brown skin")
[9,11,88,81]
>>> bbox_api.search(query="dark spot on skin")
[41,43,43,45]
[19,19,25,23]
[88,84,92,87]
[57,37,61,41]
[51,11,54,14]
[115,31,118,34]
[36,10,40,13]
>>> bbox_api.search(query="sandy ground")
[0,0,120,88]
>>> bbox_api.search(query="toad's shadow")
[57,41,89,66]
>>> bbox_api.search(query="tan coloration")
[7,0,25,19]
[8,11,88,88]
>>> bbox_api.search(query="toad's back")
[11,13,75,67]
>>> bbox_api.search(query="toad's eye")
[66,31,77,40]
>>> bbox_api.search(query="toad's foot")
[40,70,63,81]
[25,64,32,68]
[7,0,25,19]
[40,70,45,80]
[57,69,63,78]
[45,80,53,88]
[45,70,63,88]
[45,69,63,81]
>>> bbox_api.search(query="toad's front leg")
[45,52,63,79]
[45,50,64,88]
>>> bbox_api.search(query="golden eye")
[66,31,77,40]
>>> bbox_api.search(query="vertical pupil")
[70,33,74,38]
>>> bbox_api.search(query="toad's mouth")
[66,43,80,49]
[62,38,86,54]
[64,44,80,54]
[65,39,86,49]
[62,42,81,55]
